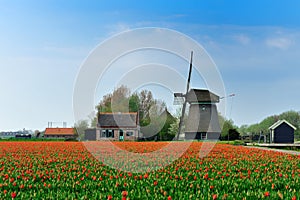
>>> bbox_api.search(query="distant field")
[0,142,299,199]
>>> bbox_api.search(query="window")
[101,130,106,137]
[108,130,114,138]
[126,131,134,137]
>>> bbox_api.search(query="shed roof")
[269,120,297,130]
[44,128,76,135]
[98,112,138,128]
[186,89,219,103]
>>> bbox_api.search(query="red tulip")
[212,194,217,200]
[122,191,128,197]
[11,192,17,198]
[264,191,270,197]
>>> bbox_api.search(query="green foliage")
[219,114,239,141]
[74,120,89,141]
[158,110,176,141]
[238,110,300,136]
[128,93,139,112]
[90,117,97,128]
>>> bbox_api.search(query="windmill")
[174,51,221,140]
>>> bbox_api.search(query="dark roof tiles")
[98,112,138,128]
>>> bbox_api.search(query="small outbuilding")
[44,128,77,139]
[269,120,296,144]
[84,128,97,141]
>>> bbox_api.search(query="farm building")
[85,112,139,141]
[269,120,296,144]
[44,128,77,139]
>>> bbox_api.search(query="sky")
[1,0,300,131]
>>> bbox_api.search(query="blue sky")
[1,0,300,131]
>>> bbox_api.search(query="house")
[95,112,139,141]
[269,120,296,144]
[44,128,77,139]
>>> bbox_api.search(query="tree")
[218,113,239,141]
[140,99,167,140]
[138,90,155,122]
[168,118,179,140]
[159,109,176,140]
[74,120,89,141]
[96,85,131,113]
[34,130,41,138]
[220,119,235,140]
[129,93,139,112]
[279,110,300,135]
[238,124,249,136]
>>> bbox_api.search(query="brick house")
[95,112,139,141]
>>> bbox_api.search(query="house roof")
[98,112,138,128]
[269,120,297,130]
[44,128,76,135]
[186,89,219,103]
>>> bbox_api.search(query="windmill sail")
[176,51,193,140]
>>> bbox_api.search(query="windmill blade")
[176,51,193,140]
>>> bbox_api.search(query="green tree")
[218,114,239,141]
[238,124,249,136]
[129,93,139,112]
[96,85,131,113]
[74,120,89,141]
[158,109,176,141]
[140,99,166,140]
[220,119,235,140]
[168,118,179,140]
[279,110,300,135]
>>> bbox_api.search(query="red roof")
[44,128,75,135]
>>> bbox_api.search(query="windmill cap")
[186,89,220,103]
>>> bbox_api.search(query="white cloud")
[265,37,292,50]
[233,34,250,45]
[106,23,132,36]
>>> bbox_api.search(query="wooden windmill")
[174,52,221,140]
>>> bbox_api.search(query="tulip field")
[0,142,299,199]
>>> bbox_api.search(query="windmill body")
[184,89,221,140]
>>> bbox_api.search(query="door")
[119,130,124,141]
